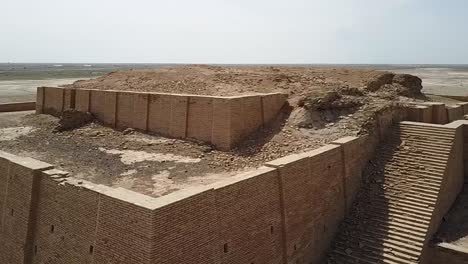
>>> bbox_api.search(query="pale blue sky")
[1,0,467,64]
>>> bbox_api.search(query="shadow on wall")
[232,103,293,156]
[432,184,468,244]
[327,126,400,262]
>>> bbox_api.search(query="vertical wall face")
[36,87,45,114]
[187,96,213,142]
[0,154,52,264]
[152,189,219,264]
[63,88,75,110]
[38,88,287,150]
[90,90,117,126]
[262,94,287,124]
[242,96,263,135]
[266,144,345,264]
[169,95,189,138]
[212,98,233,149]
[32,173,99,264]
[75,89,90,112]
[43,87,64,116]
[116,92,149,130]
[332,136,368,213]
[215,167,284,264]
[148,94,172,135]
[463,125,468,181]
[447,106,464,122]
[116,92,136,129]
[0,162,35,263]
[95,196,154,264]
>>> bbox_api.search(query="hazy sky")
[1,0,467,64]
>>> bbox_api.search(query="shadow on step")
[326,126,430,263]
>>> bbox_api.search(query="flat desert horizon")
[0,63,466,103]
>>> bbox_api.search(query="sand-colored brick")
[457,102,468,115]
[43,87,64,116]
[90,90,117,126]
[262,93,287,125]
[115,92,149,130]
[36,87,44,114]
[75,89,91,112]
[148,93,172,135]
[212,97,233,150]
[266,144,344,264]
[447,105,464,122]
[63,88,75,110]
[212,167,284,264]
[187,96,213,142]
[169,95,189,138]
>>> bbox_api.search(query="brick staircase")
[326,123,456,264]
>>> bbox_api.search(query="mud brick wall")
[151,188,219,264]
[430,123,464,233]
[213,167,284,264]
[41,87,64,116]
[407,105,432,123]
[89,90,118,126]
[32,170,99,264]
[0,131,379,264]
[0,101,35,112]
[38,87,287,150]
[94,195,154,263]
[116,92,148,130]
[447,105,464,122]
[265,144,345,264]
[0,152,52,264]
[331,136,369,214]
[464,124,468,181]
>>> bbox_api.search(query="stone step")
[325,124,453,263]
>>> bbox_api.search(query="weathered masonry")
[1,86,467,263]
[36,87,287,150]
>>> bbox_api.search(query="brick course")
[38,87,287,150]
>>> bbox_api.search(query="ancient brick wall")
[151,188,219,264]
[32,170,99,264]
[37,87,287,150]
[42,87,64,116]
[0,102,35,112]
[265,145,346,264]
[447,105,464,122]
[0,152,52,264]
[213,167,284,264]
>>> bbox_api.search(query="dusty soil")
[0,112,254,197]
[1,66,431,197]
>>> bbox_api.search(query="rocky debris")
[54,110,94,132]
[365,72,423,97]
[299,90,363,111]
[392,74,423,96]
[122,128,135,135]
[365,72,395,92]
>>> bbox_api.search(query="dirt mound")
[365,72,423,97]
[60,65,426,160]
[54,110,94,132]
[366,73,395,92]
[392,74,423,95]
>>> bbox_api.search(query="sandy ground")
[0,111,256,197]
[0,78,84,103]
[0,66,449,198]
[391,67,468,96]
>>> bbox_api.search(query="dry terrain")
[1,66,429,197]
